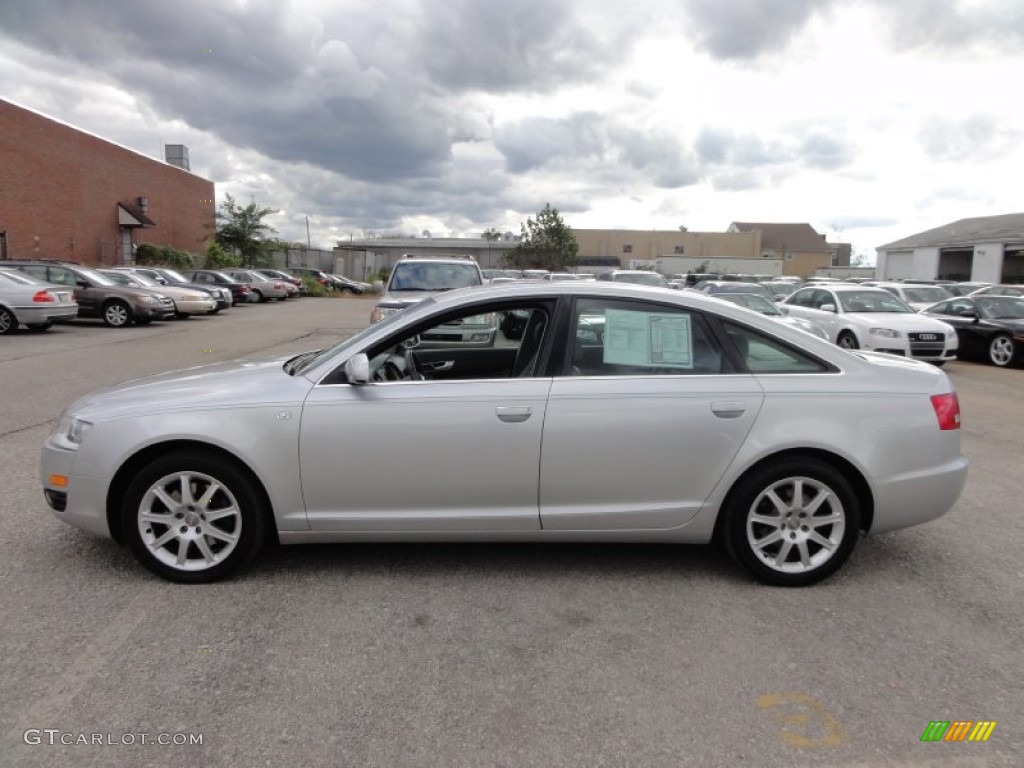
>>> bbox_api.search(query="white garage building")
[876,213,1024,283]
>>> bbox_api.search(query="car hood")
[376,290,439,308]
[843,312,953,332]
[65,355,313,421]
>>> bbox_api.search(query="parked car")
[41,282,967,586]
[0,268,78,333]
[921,295,1024,367]
[782,285,958,363]
[99,270,216,317]
[943,282,992,297]
[693,280,775,300]
[595,270,669,288]
[968,284,1024,299]
[182,270,254,305]
[289,267,335,290]
[116,267,232,311]
[874,282,953,311]
[327,274,369,294]
[6,260,175,327]
[258,268,306,296]
[760,280,800,300]
[223,270,289,302]
[370,255,486,337]
[710,292,830,341]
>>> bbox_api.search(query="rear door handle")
[711,401,746,419]
[496,406,532,423]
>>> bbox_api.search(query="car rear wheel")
[102,300,132,327]
[722,457,860,586]
[988,334,1015,367]
[837,331,859,350]
[0,307,18,334]
[121,451,267,583]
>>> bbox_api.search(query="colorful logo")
[920,721,996,742]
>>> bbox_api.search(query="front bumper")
[40,441,112,539]
[175,298,218,315]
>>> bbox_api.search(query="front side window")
[566,297,725,376]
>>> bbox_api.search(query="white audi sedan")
[781,284,959,363]
[41,283,968,586]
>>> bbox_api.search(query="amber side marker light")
[49,474,69,487]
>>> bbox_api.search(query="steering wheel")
[373,358,405,382]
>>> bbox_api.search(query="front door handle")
[711,401,746,419]
[423,360,454,372]
[496,406,532,423]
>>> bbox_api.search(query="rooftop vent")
[164,144,190,171]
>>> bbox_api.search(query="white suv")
[370,256,494,345]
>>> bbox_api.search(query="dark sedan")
[921,295,1024,367]
[182,269,255,305]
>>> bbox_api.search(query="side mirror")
[344,353,370,384]
[819,303,837,313]
[777,305,790,315]
[76,279,91,289]
[959,309,978,319]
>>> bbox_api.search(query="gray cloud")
[680,0,837,60]
[917,115,1021,163]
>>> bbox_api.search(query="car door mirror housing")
[344,353,370,384]
[820,303,837,313]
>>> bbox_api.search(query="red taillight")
[32,290,56,303]
[930,392,960,430]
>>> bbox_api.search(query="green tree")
[135,242,197,269]
[507,204,579,271]
[203,240,241,269]
[215,194,280,268]
[482,228,502,242]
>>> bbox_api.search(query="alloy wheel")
[989,335,1014,367]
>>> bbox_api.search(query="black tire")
[253,290,266,303]
[837,331,859,350]
[207,308,221,315]
[121,451,268,583]
[722,457,861,587]
[0,307,19,334]
[102,300,133,327]
[26,322,52,331]
[988,334,1015,367]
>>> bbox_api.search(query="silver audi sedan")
[41,282,968,586]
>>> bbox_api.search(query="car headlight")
[184,293,206,301]
[51,414,92,451]
[371,306,400,323]
[869,328,902,338]
[141,295,160,303]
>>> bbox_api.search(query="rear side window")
[566,297,729,376]
[722,322,831,374]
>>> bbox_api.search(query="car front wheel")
[103,300,133,327]
[837,331,859,350]
[988,334,1015,367]
[121,451,268,583]
[722,457,860,586]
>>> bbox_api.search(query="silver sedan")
[0,268,78,332]
[41,282,968,586]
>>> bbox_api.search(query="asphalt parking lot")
[1,297,1020,768]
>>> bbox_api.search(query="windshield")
[388,262,481,291]
[902,285,952,303]
[160,268,189,282]
[114,271,159,287]
[77,267,116,286]
[978,296,1024,319]
[0,269,45,285]
[290,298,435,376]
[720,293,781,315]
[762,281,797,296]
[838,290,913,313]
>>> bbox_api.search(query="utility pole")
[305,216,311,249]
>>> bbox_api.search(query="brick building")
[0,98,214,265]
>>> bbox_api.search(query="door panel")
[300,379,551,531]
[540,375,764,530]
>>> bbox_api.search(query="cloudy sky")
[2,0,1022,261]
